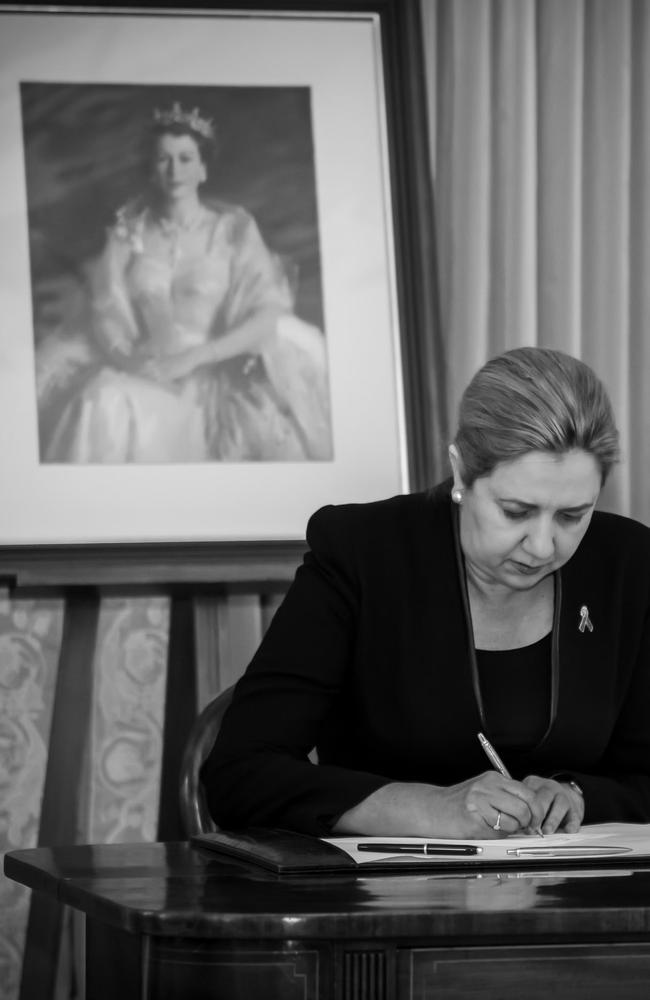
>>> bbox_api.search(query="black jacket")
[202,481,650,835]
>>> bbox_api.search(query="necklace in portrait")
[158,207,206,264]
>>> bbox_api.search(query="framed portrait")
[0,2,442,547]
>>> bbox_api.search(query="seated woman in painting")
[35,102,333,463]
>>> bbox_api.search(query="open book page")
[322,823,650,864]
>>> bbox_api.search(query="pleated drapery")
[421,0,650,523]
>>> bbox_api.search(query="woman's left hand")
[522,775,585,833]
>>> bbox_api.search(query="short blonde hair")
[454,347,620,486]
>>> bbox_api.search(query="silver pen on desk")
[506,847,630,858]
[477,731,545,837]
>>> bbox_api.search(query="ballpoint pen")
[506,847,630,858]
[477,731,545,837]
[357,843,481,855]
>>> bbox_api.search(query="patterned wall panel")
[0,587,270,998]
[0,594,170,999]
[0,596,64,1000]
[86,596,169,845]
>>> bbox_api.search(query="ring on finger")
[493,810,502,831]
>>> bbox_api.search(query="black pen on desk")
[477,731,545,838]
[357,843,481,856]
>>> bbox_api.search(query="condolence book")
[192,823,650,876]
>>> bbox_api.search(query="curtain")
[420,0,650,523]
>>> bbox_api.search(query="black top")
[202,480,650,835]
[477,632,551,749]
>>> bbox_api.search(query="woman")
[36,101,332,463]
[202,347,650,838]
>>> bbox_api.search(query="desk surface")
[6,840,650,942]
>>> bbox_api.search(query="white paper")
[323,823,650,864]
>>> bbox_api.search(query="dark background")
[20,81,325,340]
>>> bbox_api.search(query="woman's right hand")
[137,347,203,384]
[427,770,545,838]
[332,772,545,839]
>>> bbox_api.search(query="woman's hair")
[453,347,620,486]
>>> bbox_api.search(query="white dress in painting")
[36,200,333,463]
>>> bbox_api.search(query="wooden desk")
[6,841,650,999]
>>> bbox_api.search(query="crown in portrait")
[153,101,215,140]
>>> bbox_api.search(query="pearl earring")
[451,488,464,505]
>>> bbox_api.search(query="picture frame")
[0,1,444,562]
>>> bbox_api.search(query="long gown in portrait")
[35,200,333,463]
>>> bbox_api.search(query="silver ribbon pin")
[579,605,593,633]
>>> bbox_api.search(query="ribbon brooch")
[579,605,594,633]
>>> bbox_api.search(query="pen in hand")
[477,731,545,837]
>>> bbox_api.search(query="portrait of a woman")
[31,93,333,463]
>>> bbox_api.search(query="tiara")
[153,102,215,140]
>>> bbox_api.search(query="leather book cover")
[191,828,360,875]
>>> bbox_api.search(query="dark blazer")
[202,481,650,835]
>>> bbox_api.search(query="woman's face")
[151,132,206,201]
[453,448,601,592]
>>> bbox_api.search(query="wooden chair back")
[178,684,235,836]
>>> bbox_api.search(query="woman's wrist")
[331,782,441,836]
[551,772,584,797]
